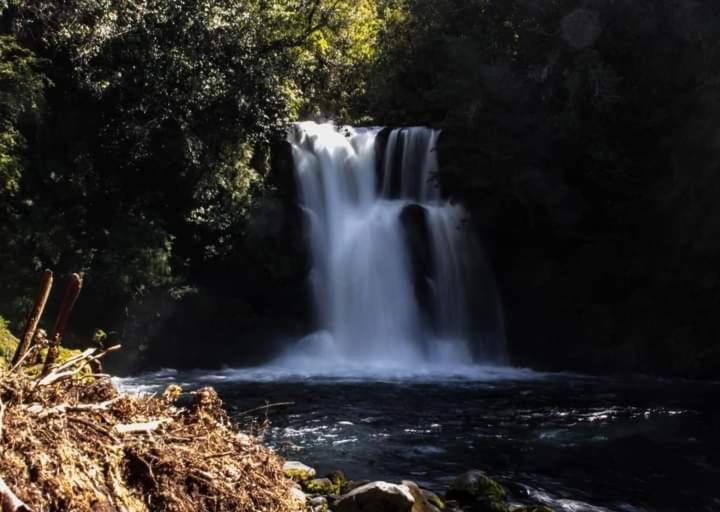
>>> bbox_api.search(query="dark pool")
[119,368,720,512]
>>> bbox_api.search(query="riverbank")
[0,344,553,512]
[283,460,554,512]
[0,345,298,511]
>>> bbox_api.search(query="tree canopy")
[1,0,719,376]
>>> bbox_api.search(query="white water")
[285,121,506,372]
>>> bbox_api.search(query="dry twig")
[0,348,298,511]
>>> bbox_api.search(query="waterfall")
[286,121,506,370]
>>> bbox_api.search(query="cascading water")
[284,121,506,371]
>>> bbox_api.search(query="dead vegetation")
[0,348,298,512]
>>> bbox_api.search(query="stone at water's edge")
[309,495,328,509]
[334,481,415,512]
[446,470,508,512]
[402,480,443,512]
[304,477,337,495]
[289,486,307,506]
[341,480,371,494]
[283,461,317,481]
[420,488,446,511]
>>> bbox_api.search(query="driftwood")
[24,397,122,418]
[42,273,83,376]
[11,270,53,367]
[114,418,173,434]
[0,478,31,512]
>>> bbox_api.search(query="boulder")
[283,461,317,481]
[446,470,508,512]
[289,486,307,507]
[421,489,446,511]
[401,480,442,512]
[309,495,329,512]
[334,481,415,512]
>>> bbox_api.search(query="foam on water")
[115,364,545,393]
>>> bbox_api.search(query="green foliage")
[2,0,717,376]
[0,0,389,368]
[0,35,45,195]
[0,315,19,368]
[366,0,720,376]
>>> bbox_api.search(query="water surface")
[119,368,720,512]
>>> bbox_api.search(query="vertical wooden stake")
[11,270,53,367]
[42,273,83,375]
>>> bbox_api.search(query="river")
[118,367,720,512]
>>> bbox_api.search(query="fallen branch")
[67,417,119,443]
[0,478,31,512]
[24,397,123,418]
[114,418,173,434]
[36,348,95,387]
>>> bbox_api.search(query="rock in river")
[446,470,508,512]
[334,481,415,512]
[283,461,317,481]
[401,480,443,512]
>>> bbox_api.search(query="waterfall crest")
[286,121,506,370]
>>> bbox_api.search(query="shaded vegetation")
[1,0,718,377]
[0,316,19,368]
[0,0,385,371]
[366,0,720,378]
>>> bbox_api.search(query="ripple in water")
[117,370,720,512]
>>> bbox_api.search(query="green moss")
[0,315,83,373]
[425,492,446,510]
[0,316,20,369]
[283,461,316,482]
[447,470,509,512]
[303,478,338,495]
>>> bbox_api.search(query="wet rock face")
[400,203,434,320]
[334,481,415,512]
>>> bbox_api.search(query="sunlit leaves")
[0,35,46,195]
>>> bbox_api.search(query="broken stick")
[42,273,83,376]
[11,270,53,367]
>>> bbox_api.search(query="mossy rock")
[446,470,508,512]
[0,316,19,369]
[303,478,337,495]
[0,315,84,373]
[511,506,555,512]
[422,489,446,510]
[283,461,316,481]
[326,469,346,486]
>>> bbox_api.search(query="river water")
[119,368,720,512]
